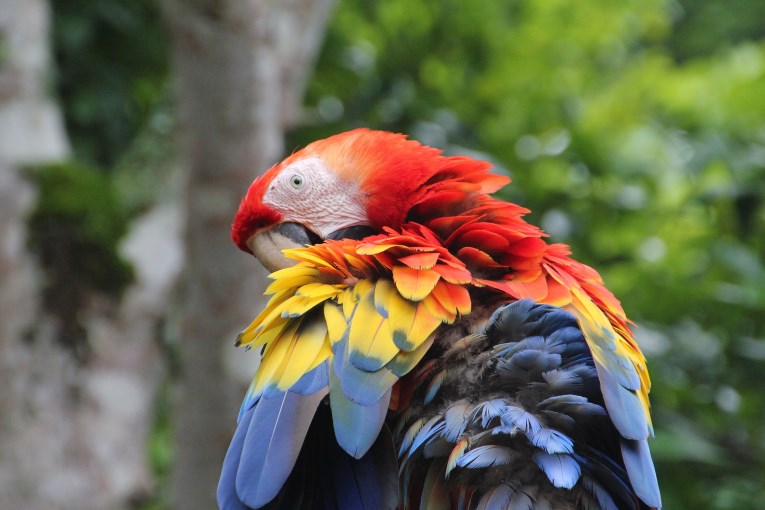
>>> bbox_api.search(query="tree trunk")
[0,1,181,508]
[162,0,334,508]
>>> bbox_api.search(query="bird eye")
[289,174,303,189]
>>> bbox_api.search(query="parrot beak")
[247,223,321,272]
[247,223,378,272]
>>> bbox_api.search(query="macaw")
[218,129,661,510]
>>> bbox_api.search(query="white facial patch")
[262,157,368,239]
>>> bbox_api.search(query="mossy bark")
[0,2,174,508]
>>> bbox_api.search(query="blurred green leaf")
[51,0,168,168]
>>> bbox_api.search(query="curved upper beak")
[247,223,378,272]
[247,223,321,272]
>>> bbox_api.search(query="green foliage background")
[51,0,765,508]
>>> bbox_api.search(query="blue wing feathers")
[398,418,426,459]
[595,365,650,440]
[333,335,398,406]
[442,401,471,442]
[528,427,574,454]
[621,438,662,508]
[222,297,660,509]
[221,385,397,509]
[237,386,259,423]
[423,369,446,405]
[470,398,508,428]
[329,369,391,459]
[235,389,327,508]
[291,361,329,395]
[500,406,542,434]
[218,404,257,510]
[455,445,514,469]
[390,299,660,509]
[406,416,446,458]
[533,452,581,489]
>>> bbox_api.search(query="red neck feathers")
[303,129,511,230]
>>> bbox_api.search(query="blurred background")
[0,0,764,508]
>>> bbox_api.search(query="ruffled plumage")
[221,129,659,510]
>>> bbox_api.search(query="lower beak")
[247,223,320,272]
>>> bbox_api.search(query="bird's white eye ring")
[289,174,303,189]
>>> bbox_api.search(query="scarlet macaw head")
[231,129,449,271]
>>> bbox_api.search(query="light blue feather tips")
[455,445,514,469]
[329,370,391,459]
[234,389,326,508]
[290,361,329,395]
[533,452,581,489]
[332,335,398,406]
[218,405,256,510]
[621,438,662,509]
[596,365,650,440]
[348,349,391,372]
[527,427,574,454]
